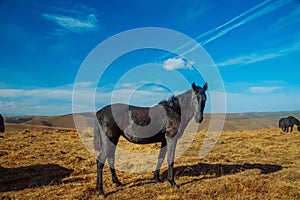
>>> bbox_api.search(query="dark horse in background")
[279,116,300,133]
[94,82,208,196]
[0,114,5,132]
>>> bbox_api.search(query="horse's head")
[191,82,208,123]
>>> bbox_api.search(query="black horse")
[94,82,208,196]
[279,116,300,133]
[0,114,5,132]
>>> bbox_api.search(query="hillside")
[4,112,95,129]
[4,111,300,131]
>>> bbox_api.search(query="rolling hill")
[3,111,300,131]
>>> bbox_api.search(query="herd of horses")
[0,82,299,197]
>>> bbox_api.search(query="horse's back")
[287,116,300,124]
[96,103,151,123]
[96,103,152,133]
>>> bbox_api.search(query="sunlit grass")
[0,124,300,199]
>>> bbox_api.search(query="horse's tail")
[279,119,281,128]
[94,119,102,152]
[279,118,284,128]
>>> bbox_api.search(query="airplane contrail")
[158,0,294,61]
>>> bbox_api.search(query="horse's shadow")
[106,162,282,195]
[0,164,73,192]
[162,162,283,186]
[165,162,283,177]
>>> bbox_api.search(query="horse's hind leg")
[97,134,115,196]
[96,151,107,197]
[154,140,167,182]
[107,142,123,186]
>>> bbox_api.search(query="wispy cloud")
[183,1,210,22]
[249,86,281,93]
[42,4,98,34]
[0,88,72,100]
[43,14,98,34]
[226,90,300,112]
[217,40,300,66]
[273,6,300,29]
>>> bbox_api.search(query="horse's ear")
[203,82,208,91]
[191,82,197,91]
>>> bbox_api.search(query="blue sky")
[0,0,300,116]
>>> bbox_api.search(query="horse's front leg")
[166,137,178,188]
[154,139,167,182]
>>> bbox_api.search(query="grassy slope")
[1,123,300,199]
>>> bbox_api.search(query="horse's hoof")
[169,180,179,189]
[98,192,106,198]
[114,181,124,187]
[154,177,162,183]
[171,183,179,189]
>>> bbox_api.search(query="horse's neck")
[177,89,194,122]
[294,119,300,125]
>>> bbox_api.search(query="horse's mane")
[159,95,181,115]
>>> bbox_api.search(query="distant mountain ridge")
[4,113,95,129]
[4,111,300,131]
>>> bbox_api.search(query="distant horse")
[0,114,4,132]
[279,116,300,133]
[94,82,208,196]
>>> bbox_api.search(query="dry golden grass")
[1,124,300,199]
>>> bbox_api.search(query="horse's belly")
[122,131,164,144]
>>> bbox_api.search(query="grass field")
[1,123,300,199]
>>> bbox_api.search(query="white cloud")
[119,83,134,89]
[162,57,193,71]
[249,86,281,93]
